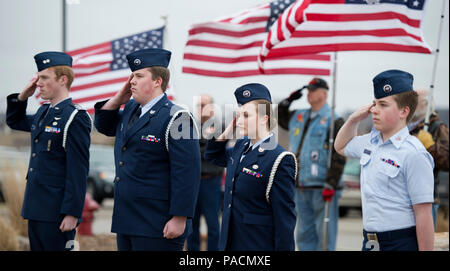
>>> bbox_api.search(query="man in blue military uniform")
[278,78,346,250]
[94,48,201,251]
[205,83,297,251]
[6,51,92,251]
[335,69,435,251]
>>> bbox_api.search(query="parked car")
[87,144,115,204]
[339,158,362,217]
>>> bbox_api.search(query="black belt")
[363,226,416,242]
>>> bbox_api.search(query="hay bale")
[434,232,449,251]
[0,217,19,251]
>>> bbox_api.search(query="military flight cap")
[234,83,272,105]
[373,69,414,99]
[306,77,329,91]
[126,48,171,71]
[34,51,73,72]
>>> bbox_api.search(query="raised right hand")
[18,77,38,101]
[348,104,374,124]
[113,74,133,105]
[102,74,133,110]
[217,115,237,141]
[287,86,306,102]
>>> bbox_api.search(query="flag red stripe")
[184,53,331,63]
[186,40,262,50]
[73,67,111,78]
[72,61,112,69]
[67,42,111,56]
[235,16,270,24]
[72,91,117,104]
[71,77,128,92]
[182,67,330,77]
[291,28,423,41]
[306,12,421,28]
[189,27,266,37]
[269,43,432,56]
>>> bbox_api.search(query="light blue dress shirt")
[344,126,434,232]
[138,93,165,118]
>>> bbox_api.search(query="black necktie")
[38,107,51,127]
[240,142,253,162]
[128,106,142,129]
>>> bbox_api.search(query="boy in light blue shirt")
[334,70,434,251]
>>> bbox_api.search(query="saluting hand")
[101,74,133,110]
[217,115,237,141]
[348,104,374,124]
[163,216,187,239]
[18,77,39,101]
[59,215,78,232]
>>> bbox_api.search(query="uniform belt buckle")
[367,233,378,241]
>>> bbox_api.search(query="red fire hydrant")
[78,193,100,236]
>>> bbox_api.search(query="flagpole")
[323,52,337,251]
[62,0,67,51]
[424,0,446,132]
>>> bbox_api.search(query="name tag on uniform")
[140,135,161,143]
[363,149,372,155]
[242,167,263,179]
[45,126,60,134]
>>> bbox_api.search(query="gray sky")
[0,0,448,115]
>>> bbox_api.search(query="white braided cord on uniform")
[165,110,200,152]
[62,109,92,150]
[63,109,78,150]
[266,151,298,204]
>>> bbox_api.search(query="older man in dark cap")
[94,48,201,251]
[6,51,92,251]
[278,77,346,251]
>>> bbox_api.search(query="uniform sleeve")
[167,112,201,218]
[343,134,371,159]
[60,111,92,218]
[204,139,232,167]
[6,93,34,132]
[404,151,435,205]
[93,99,121,136]
[270,154,296,251]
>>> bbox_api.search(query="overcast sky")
[0,0,448,115]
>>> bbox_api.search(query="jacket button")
[29,168,33,172]
[32,153,36,158]
[230,191,232,195]
[232,178,234,182]
[115,177,120,182]
[34,139,38,143]
[228,204,231,208]
[119,161,124,166]
[122,147,126,151]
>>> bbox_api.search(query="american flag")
[182,0,333,77]
[259,0,431,68]
[35,27,172,114]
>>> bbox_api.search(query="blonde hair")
[49,65,75,89]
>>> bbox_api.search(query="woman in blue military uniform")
[205,83,297,251]
[6,51,91,251]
